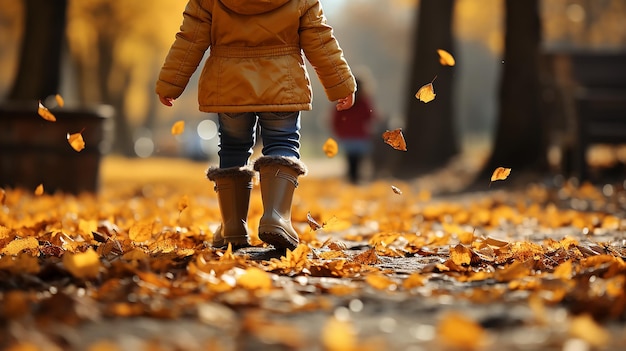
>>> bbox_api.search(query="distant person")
[331,77,378,184]
[156,0,356,250]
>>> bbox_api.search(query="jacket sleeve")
[299,0,356,101]
[155,0,212,99]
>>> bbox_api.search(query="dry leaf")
[62,248,101,279]
[178,195,189,212]
[237,267,272,290]
[306,212,323,231]
[415,76,437,103]
[171,120,185,135]
[382,128,407,151]
[450,244,472,266]
[67,131,86,152]
[322,138,338,158]
[437,49,456,66]
[365,274,396,290]
[437,312,486,350]
[391,185,402,195]
[34,184,44,196]
[55,94,65,108]
[569,314,610,347]
[37,100,56,122]
[490,167,511,183]
[129,222,153,242]
[1,237,39,255]
[322,317,357,351]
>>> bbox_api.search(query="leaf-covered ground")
[1,157,626,351]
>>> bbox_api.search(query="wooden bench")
[540,51,626,182]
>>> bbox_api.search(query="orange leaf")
[437,312,486,350]
[62,248,101,279]
[37,101,56,122]
[322,137,338,158]
[34,184,44,196]
[415,76,437,103]
[67,131,85,152]
[55,94,65,108]
[490,167,511,186]
[237,267,272,290]
[365,273,396,290]
[437,49,456,66]
[306,211,323,231]
[129,222,153,242]
[178,195,189,212]
[450,243,472,266]
[322,317,357,351]
[171,120,185,135]
[382,128,407,151]
[1,236,39,255]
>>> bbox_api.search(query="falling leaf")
[415,76,437,103]
[37,101,56,122]
[382,128,407,151]
[34,184,44,196]
[437,49,456,66]
[171,120,185,135]
[489,167,511,187]
[391,185,402,195]
[322,138,338,158]
[55,94,65,108]
[307,212,323,231]
[67,131,86,152]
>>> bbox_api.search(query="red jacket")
[332,93,375,139]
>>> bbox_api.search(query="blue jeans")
[217,111,301,168]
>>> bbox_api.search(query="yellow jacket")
[156,0,356,113]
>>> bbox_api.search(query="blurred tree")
[7,0,67,102]
[392,0,458,178]
[472,0,546,185]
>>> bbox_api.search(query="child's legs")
[217,112,257,168]
[257,112,301,158]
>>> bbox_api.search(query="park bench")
[540,50,626,182]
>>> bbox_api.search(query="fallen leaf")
[415,76,437,103]
[365,273,396,290]
[171,120,185,135]
[34,184,44,196]
[322,138,338,158]
[62,248,101,279]
[67,131,86,152]
[382,128,407,151]
[450,244,472,266]
[178,195,189,213]
[490,167,511,183]
[237,267,272,290]
[37,100,56,122]
[437,312,486,350]
[129,222,153,242]
[391,185,402,195]
[55,94,65,108]
[569,314,610,347]
[437,49,456,66]
[322,316,357,351]
[1,236,39,255]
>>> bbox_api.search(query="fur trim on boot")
[252,156,307,176]
[207,165,255,181]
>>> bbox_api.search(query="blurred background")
[1,0,625,192]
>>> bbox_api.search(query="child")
[156,0,356,250]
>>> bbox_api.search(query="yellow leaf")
[437,312,486,350]
[553,260,573,280]
[37,100,56,122]
[365,273,396,290]
[437,49,456,66]
[178,195,189,212]
[382,128,407,151]
[34,184,44,196]
[490,167,511,182]
[67,131,85,152]
[415,76,437,103]
[62,248,101,279]
[450,243,472,266]
[1,236,39,255]
[237,267,272,290]
[129,222,153,242]
[322,137,338,158]
[403,272,425,289]
[171,120,185,135]
[322,317,357,351]
[55,94,65,108]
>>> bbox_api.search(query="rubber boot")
[254,156,307,251]
[206,166,255,249]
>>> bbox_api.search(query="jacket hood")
[219,0,291,15]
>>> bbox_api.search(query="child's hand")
[158,95,174,107]
[336,93,355,111]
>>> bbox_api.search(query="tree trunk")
[391,0,458,179]
[473,0,547,185]
[8,0,67,102]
